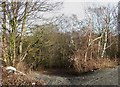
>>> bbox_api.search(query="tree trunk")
[118,1,120,58]
[1,2,8,64]
[19,2,28,61]
[101,29,107,58]
[11,2,17,66]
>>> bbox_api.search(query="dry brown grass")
[0,62,45,86]
[1,66,44,86]
[96,58,118,69]
[16,62,30,74]
[70,53,118,74]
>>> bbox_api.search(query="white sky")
[36,0,120,25]
[64,0,119,2]
[53,0,120,20]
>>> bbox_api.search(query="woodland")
[0,0,120,85]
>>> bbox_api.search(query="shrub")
[23,24,74,70]
[69,51,118,74]
[22,24,119,74]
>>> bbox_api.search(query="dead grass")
[16,62,30,74]
[1,63,45,86]
[96,58,118,69]
[70,53,118,74]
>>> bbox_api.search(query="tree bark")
[19,1,28,61]
[118,1,120,58]
[1,2,8,64]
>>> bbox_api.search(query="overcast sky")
[59,0,119,19]
[34,0,120,25]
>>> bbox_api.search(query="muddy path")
[34,66,119,85]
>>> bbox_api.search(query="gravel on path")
[35,66,119,85]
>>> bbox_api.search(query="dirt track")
[35,66,119,85]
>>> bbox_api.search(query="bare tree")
[86,4,117,58]
[118,1,120,58]
[0,0,62,66]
